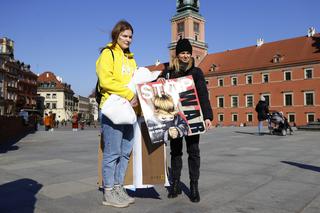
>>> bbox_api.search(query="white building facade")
[37,72,74,122]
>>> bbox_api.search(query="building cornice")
[171,11,204,21]
[206,60,320,77]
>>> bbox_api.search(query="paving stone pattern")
[0,127,319,213]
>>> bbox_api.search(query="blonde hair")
[169,56,194,71]
[153,94,176,113]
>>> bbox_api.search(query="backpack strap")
[97,47,114,89]
[96,47,114,103]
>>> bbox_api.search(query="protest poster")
[136,75,206,144]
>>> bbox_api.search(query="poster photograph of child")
[136,75,206,144]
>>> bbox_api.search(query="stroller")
[267,111,293,136]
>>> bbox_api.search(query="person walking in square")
[255,95,269,135]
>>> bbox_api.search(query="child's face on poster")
[155,111,174,122]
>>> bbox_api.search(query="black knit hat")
[175,38,192,56]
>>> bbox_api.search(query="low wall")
[0,116,36,145]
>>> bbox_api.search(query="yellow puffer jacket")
[96,43,137,109]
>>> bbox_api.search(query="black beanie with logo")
[175,38,192,56]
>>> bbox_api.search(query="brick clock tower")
[169,0,208,66]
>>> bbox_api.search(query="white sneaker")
[114,185,135,204]
[102,187,129,208]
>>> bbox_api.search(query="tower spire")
[170,0,207,66]
[176,0,199,12]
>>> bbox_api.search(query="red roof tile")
[37,71,74,93]
[199,33,320,75]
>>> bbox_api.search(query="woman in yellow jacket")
[96,20,138,208]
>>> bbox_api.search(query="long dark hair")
[100,20,134,54]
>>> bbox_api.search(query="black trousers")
[170,134,200,182]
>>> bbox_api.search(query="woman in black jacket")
[255,95,269,135]
[157,38,213,202]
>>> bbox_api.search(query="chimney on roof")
[307,27,316,37]
[256,38,264,47]
[0,37,14,57]
[155,59,161,66]
[56,76,63,82]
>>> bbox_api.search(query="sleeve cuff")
[126,91,135,101]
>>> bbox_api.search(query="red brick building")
[16,64,38,111]
[148,0,320,127]
[0,37,38,115]
[199,33,320,127]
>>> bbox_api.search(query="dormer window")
[273,54,282,63]
[210,64,217,72]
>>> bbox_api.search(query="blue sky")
[1,0,319,96]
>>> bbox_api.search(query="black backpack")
[95,47,114,105]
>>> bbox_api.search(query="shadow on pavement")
[0,178,43,213]
[281,161,320,173]
[0,134,26,154]
[98,186,161,199]
[128,188,161,199]
[234,131,264,135]
[0,128,38,153]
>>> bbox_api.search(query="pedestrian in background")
[157,38,213,203]
[96,20,138,208]
[72,112,78,131]
[44,113,51,131]
[255,95,269,135]
[49,112,54,131]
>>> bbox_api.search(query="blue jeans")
[100,112,135,188]
[258,121,263,133]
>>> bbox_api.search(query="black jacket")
[255,100,269,121]
[159,63,213,121]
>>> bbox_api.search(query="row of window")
[177,21,200,34]
[46,102,71,109]
[217,112,316,123]
[46,93,57,99]
[217,68,314,87]
[45,102,57,109]
[40,83,56,88]
[45,93,73,100]
[6,92,17,101]
[18,75,37,84]
[7,80,18,88]
[216,91,315,108]
[177,21,200,42]
[45,102,77,110]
